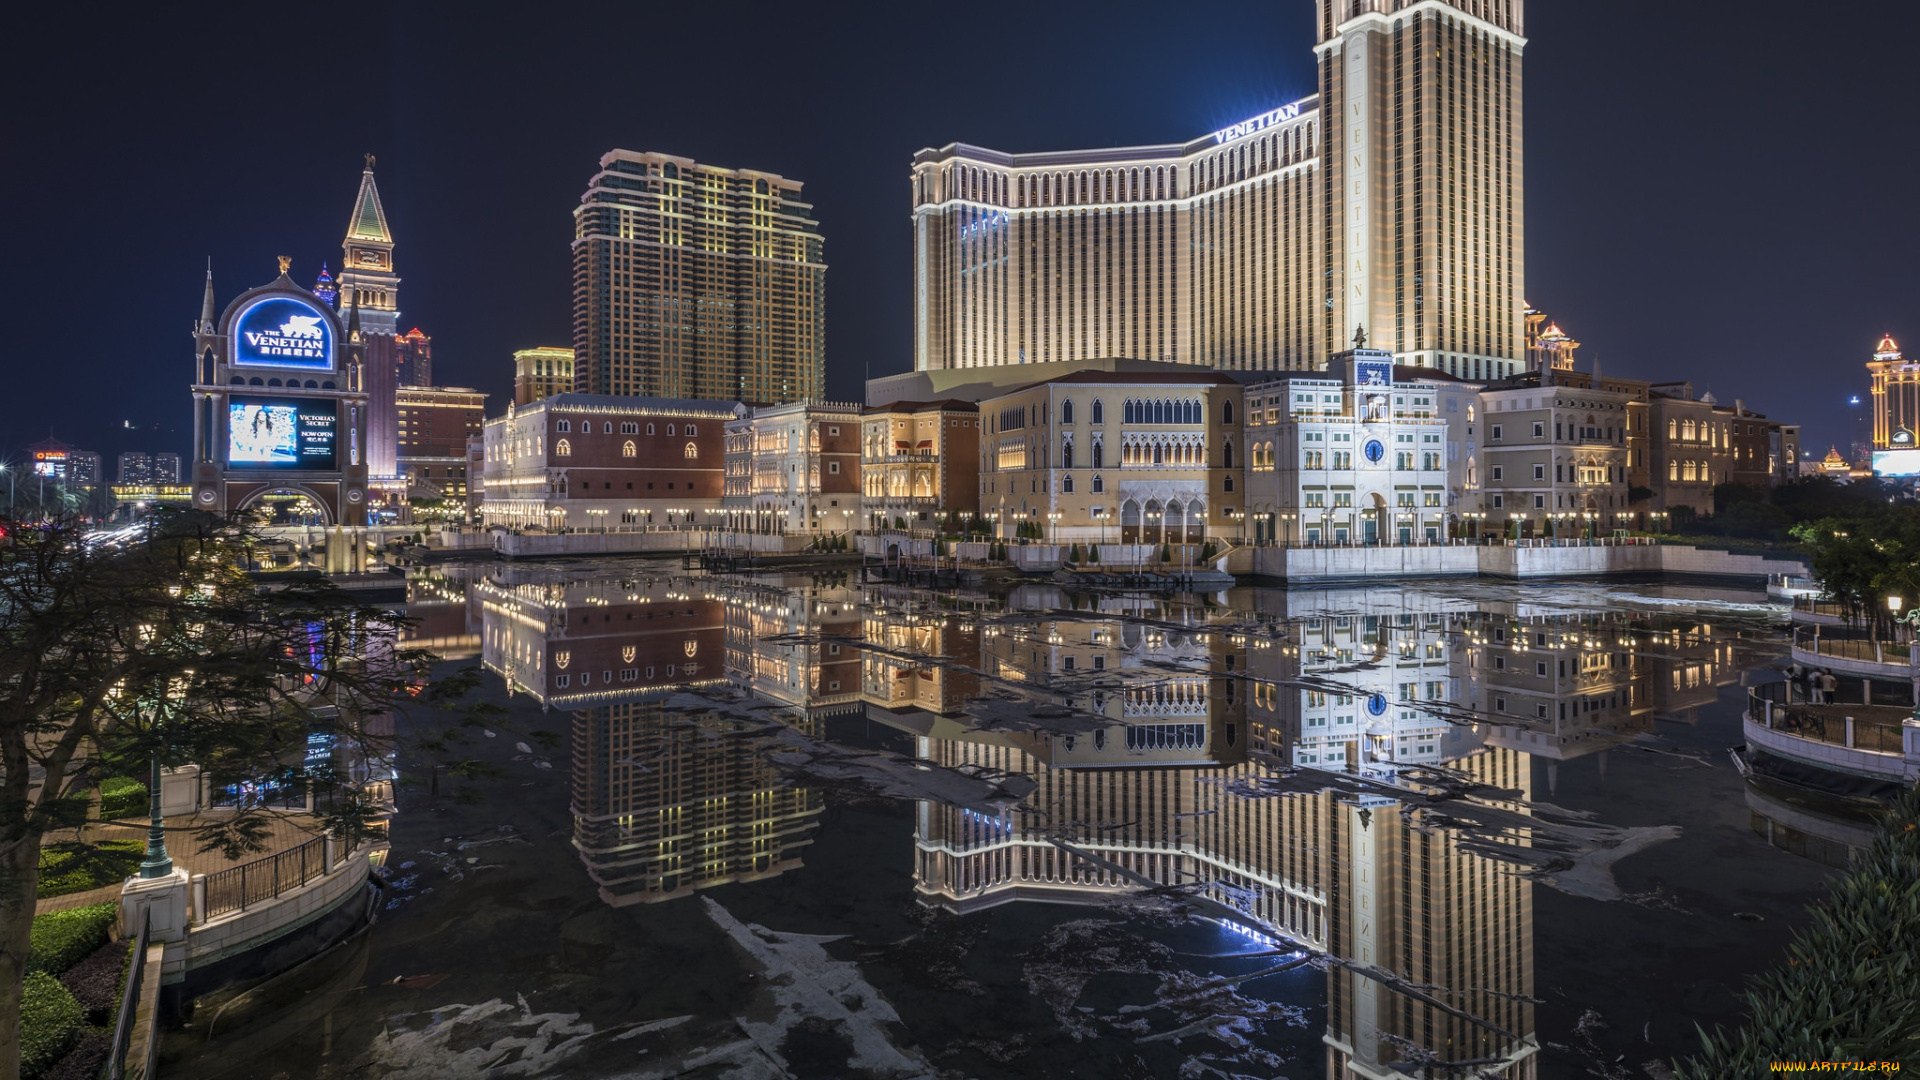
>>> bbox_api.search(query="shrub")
[58,940,130,1024]
[1087,544,1099,564]
[1068,543,1083,563]
[1673,782,1920,1075]
[28,902,119,976]
[1160,544,1172,563]
[20,971,85,1079]
[37,840,143,898]
[97,777,146,819]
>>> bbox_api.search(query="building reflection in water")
[458,567,1750,1077]
[477,568,830,906]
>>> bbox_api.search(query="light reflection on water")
[165,560,1843,1080]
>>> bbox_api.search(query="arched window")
[1063,475,1075,493]
[1092,439,1103,469]
[604,422,614,434]
[1061,398,1074,424]
[686,424,697,436]
[1061,439,1074,469]
[557,419,571,433]
[1222,441,1234,469]
[1668,418,1678,439]
[555,438,572,456]
[1222,400,1235,424]
[1091,399,1104,425]
[647,423,655,435]
[622,440,636,457]
[1092,474,1104,493]
[685,442,698,459]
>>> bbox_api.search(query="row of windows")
[554,439,698,460]
[556,419,697,436]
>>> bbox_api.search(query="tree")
[0,512,464,1080]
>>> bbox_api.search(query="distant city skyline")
[3,2,1914,468]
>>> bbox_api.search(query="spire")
[199,259,216,331]
[346,290,362,343]
[346,155,391,244]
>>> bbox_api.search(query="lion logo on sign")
[277,315,324,339]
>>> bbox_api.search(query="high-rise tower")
[572,150,826,404]
[1319,0,1526,381]
[336,155,401,482]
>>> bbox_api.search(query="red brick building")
[480,393,742,529]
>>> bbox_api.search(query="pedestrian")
[1821,670,1838,705]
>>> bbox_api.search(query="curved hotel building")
[912,0,1524,382]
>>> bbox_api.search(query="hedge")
[20,971,85,1079]
[37,840,143,899]
[28,903,119,976]
[1673,782,1920,1075]
[97,776,147,819]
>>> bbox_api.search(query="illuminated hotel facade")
[573,150,827,405]
[912,0,1525,382]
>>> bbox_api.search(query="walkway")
[35,811,326,917]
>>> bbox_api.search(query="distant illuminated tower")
[1867,334,1914,453]
[396,326,432,387]
[311,262,338,309]
[334,155,401,483]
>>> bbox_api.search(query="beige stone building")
[860,400,980,532]
[977,371,1245,545]
[1479,371,1632,537]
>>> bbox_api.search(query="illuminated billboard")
[230,295,334,369]
[32,450,67,477]
[1873,449,1920,477]
[227,398,338,469]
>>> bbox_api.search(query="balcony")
[1743,682,1920,783]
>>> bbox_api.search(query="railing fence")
[202,834,328,920]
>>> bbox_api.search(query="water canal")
[161,561,1843,1080]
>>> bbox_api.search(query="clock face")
[1363,439,1385,463]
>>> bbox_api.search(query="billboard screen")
[231,295,335,369]
[228,398,338,469]
[1873,449,1920,477]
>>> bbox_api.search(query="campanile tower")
[334,155,401,483]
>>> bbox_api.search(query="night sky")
[6,2,1914,470]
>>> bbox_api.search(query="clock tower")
[334,155,401,486]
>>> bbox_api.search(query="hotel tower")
[912,0,1524,382]
[572,151,827,405]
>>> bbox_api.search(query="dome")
[1699,390,1717,405]
[1876,333,1902,359]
